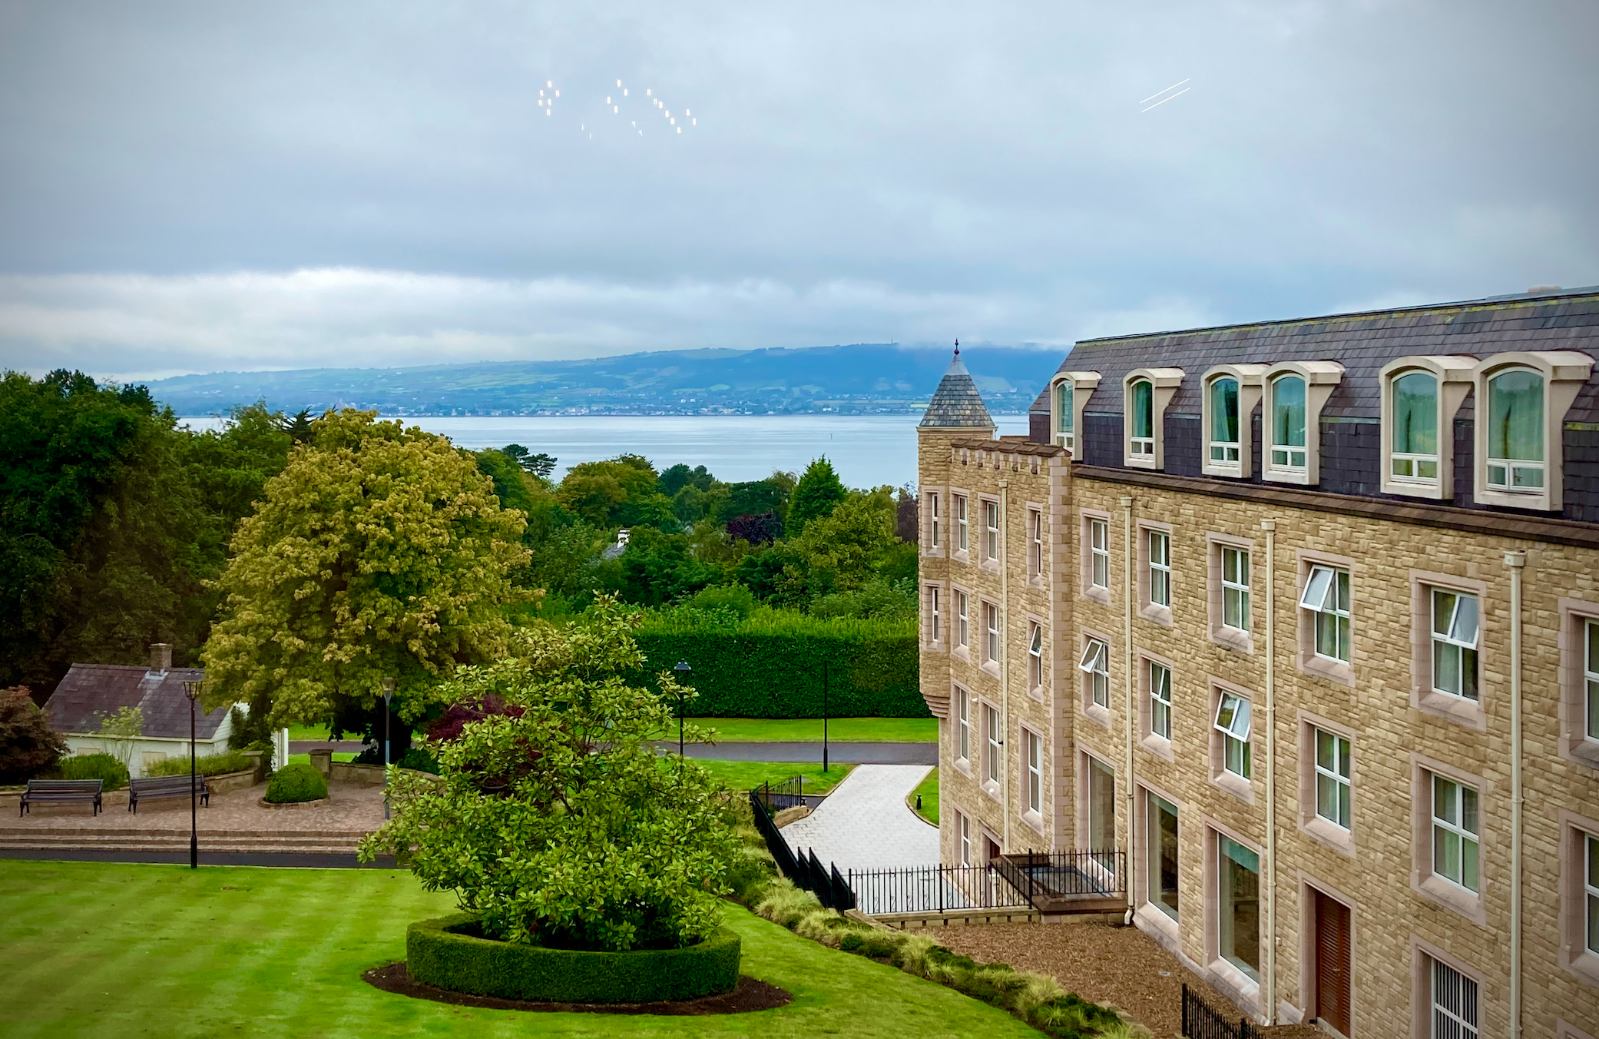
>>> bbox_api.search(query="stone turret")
[919,343,996,433]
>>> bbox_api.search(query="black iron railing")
[846,863,1032,915]
[992,849,1126,907]
[746,786,855,911]
[753,776,805,814]
[1181,984,1262,1039]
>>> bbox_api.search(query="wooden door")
[1313,890,1353,1035]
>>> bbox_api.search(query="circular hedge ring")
[406,914,742,1004]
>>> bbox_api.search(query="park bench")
[20,779,103,816]
[128,774,210,813]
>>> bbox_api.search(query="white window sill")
[952,550,971,565]
[1563,947,1599,991]
[1204,958,1262,1018]
[1414,872,1486,928]
[924,639,946,653]
[1209,625,1254,655]
[1135,900,1180,942]
[1414,689,1487,732]
[980,558,1001,574]
[980,660,1002,679]
[1211,768,1255,805]
[923,547,946,558]
[1027,684,1045,703]
[1028,575,1046,590]
[1124,455,1158,470]
[953,646,971,664]
[1298,813,1355,858]
[1202,462,1244,480]
[953,758,972,779]
[1564,740,1599,773]
[982,779,1002,803]
[1083,586,1111,606]
[1082,702,1112,730]
[1140,733,1174,763]
[1264,466,1312,487]
[1381,476,1446,500]
[1139,602,1173,627]
[1475,485,1553,512]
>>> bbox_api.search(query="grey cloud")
[0,0,1594,377]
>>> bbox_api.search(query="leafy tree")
[281,409,315,444]
[475,448,540,517]
[501,444,556,479]
[786,488,900,600]
[0,686,67,783]
[726,510,782,545]
[200,410,530,728]
[715,479,788,527]
[95,706,144,771]
[359,599,740,951]
[735,544,803,602]
[787,457,846,536]
[658,463,715,498]
[618,527,718,607]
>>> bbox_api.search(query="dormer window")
[1122,368,1183,470]
[1379,356,1473,500]
[1056,380,1074,453]
[1201,364,1265,479]
[1471,351,1593,512]
[1485,369,1544,492]
[1050,372,1099,457]
[1262,361,1343,487]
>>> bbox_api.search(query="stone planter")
[406,914,742,1004]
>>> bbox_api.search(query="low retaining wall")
[868,907,1042,929]
[330,762,384,786]
[207,770,257,796]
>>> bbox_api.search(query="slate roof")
[1027,286,1599,421]
[44,664,229,740]
[920,349,997,429]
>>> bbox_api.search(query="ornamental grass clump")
[360,596,740,953]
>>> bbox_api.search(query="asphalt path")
[294,739,937,765]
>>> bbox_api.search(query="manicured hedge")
[264,763,327,803]
[633,609,926,718]
[406,914,742,1004]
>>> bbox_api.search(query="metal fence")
[1181,985,1262,1039]
[752,775,805,814]
[991,849,1126,909]
[746,786,855,911]
[846,863,1031,915]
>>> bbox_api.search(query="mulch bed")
[929,922,1320,1039]
[362,962,792,1015]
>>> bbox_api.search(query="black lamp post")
[672,661,692,757]
[181,678,201,869]
[381,678,394,820]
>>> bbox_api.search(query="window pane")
[1057,382,1073,433]
[1488,370,1544,462]
[1132,380,1154,438]
[1150,794,1180,920]
[1392,371,1438,455]
[1088,760,1116,854]
[1210,378,1239,443]
[1273,375,1307,449]
[1218,836,1261,980]
[1301,566,1332,610]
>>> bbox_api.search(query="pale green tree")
[201,410,529,727]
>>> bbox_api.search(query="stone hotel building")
[916,287,1599,1038]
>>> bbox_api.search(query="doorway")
[1311,889,1353,1035]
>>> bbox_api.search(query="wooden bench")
[20,779,103,816]
[128,774,210,813]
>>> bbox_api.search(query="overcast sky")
[1,0,1595,380]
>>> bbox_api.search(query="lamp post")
[821,660,829,773]
[181,679,201,869]
[672,661,692,758]
[381,678,394,821]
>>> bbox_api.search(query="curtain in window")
[1131,380,1153,439]
[1392,371,1438,455]
[1210,378,1239,444]
[1488,370,1544,462]
[1272,376,1306,448]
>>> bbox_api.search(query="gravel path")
[779,763,937,873]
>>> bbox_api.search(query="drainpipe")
[1121,496,1136,922]
[1261,519,1278,1025]
[1000,479,1011,851]
[1505,550,1525,1039]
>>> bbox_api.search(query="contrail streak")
[1139,78,1190,105]
[1140,87,1190,113]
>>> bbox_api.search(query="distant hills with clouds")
[146,343,1063,417]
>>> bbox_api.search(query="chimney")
[150,643,172,672]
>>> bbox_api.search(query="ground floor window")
[1087,757,1116,875]
[1430,957,1479,1039]
[1587,831,1599,956]
[958,812,971,866]
[1217,835,1260,982]
[1146,791,1179,921]
[1025,729,1042,814]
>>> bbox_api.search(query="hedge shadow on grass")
[363,963,792,1016]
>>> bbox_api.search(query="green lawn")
[674,717,937,743]
[285,751,358,765]
[287,723,333,741]
[0,860,1042,1038]
[909,767,939,825]
[684,759,857,796]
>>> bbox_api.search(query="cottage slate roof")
[1026,286,1599,421]
[44,664,228,740]
[920,349,997,429]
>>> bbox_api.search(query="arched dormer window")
[1262,361,1343,487]
[1049,372,1100,457]
[1378,356,1473,500]
[1472,351,1592,511]
[1122,368,1183,470]
[1201,364,1266,479]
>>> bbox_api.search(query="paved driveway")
[779,763,937,874]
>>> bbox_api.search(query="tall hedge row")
[632,610,927,718]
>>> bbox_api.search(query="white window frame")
[1587,617,1599,746]
[1028,508,1044,579]
[955,590,970,650]
[1585,831,1599,957]
[1431,774,1480,894]
[1090,518,1109,590]
[1471,351,1593,512]
[1431,957,1480,1039]
[956,687,970,763]
[1148,529,1171,609]
[1149,660,1172,740]
[1200,364,1266,479]
[983,499,1000,562]
[959,811,972,865]
[928,492,941,548]
[1025,729,1042,815]
[1484,366,1547,495]
[1313,727,1351,831]
[1050,371,1099,456]
[1378,356,1475,500]
[1146,790,1180,923]
[1222,546,1250,633]
[955,494,969,554]
[927,585,942,645]
[1122,368,1183,470]
[1079,637,1110,710]
[1301,564,1352,665]
[1028,622,1043,691]
[983,601,1000,665]
[1262,361,1343,487]
[985,704,1002,786]
[1214,692,1252,780]
[1430,588,1480,702]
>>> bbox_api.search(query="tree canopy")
[787,456,846,536]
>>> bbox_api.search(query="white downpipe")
[1506,550,1525,1039]
[1261,519,1278,1025]
[1000,480,1011,851]
[1121,496,1136,921]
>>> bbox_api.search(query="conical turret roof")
[919,344,995,429]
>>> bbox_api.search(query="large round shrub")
[56,752,129,791]
[264,762,327,803]
[407,914,741,1003]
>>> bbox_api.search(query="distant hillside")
[145,343,1062,416]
